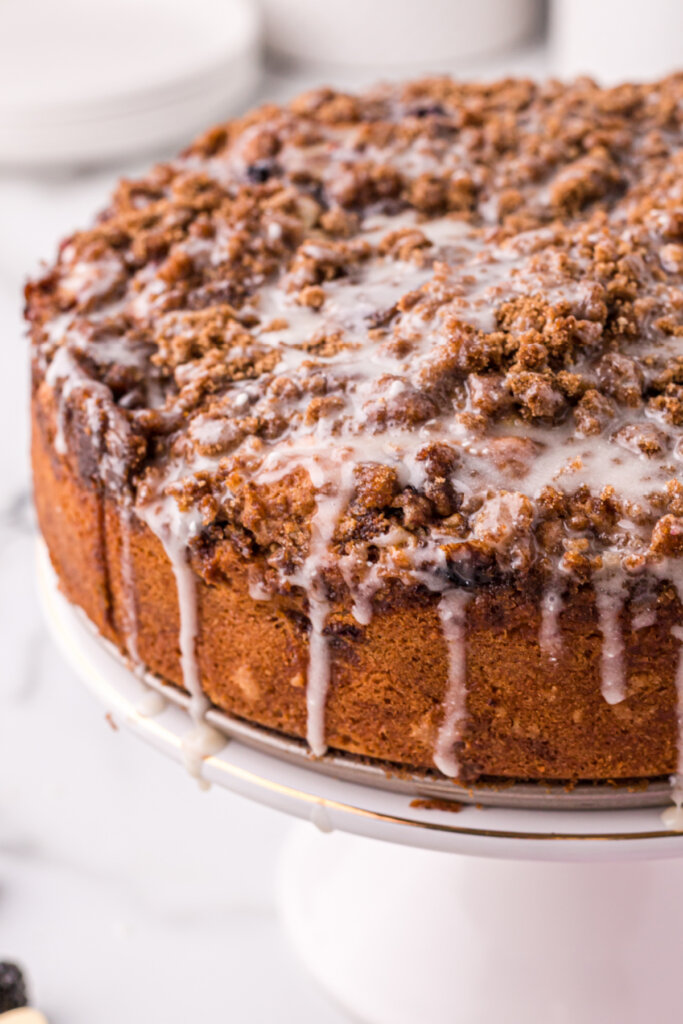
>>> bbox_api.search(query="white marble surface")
[0,51,555,1022]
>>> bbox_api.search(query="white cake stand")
[37,542,683,1024]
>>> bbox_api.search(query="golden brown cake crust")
[28,74,683,785]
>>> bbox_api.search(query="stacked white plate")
[0,0,262,168]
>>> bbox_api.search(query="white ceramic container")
[551,0,683,83]
[261,0,543,69]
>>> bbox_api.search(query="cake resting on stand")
[28,75,683,802]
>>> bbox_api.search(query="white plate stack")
[0,0,262,168]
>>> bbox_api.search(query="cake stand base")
[279,823,683,1024]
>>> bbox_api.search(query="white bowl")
[262,0,543,69]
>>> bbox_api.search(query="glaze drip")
[286,457,356,757]
[119,507,140,665]
[181,723,227,789]
[539,586,564,663]
[159,522,203,717]
[595,573,628,705]
[137,497,226,781]
[136,690,167,717]
[433,590,471,778]
[304,585,333,757]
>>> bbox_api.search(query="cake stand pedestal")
[279,826,683,1024]
[38,542,683,1024]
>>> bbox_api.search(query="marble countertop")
[0,52,551,1023]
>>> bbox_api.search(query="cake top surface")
[27,75,683,595]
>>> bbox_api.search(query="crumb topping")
[27,75,683,596]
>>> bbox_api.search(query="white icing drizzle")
[631,607,657,631]
[595,572,628,705]
[181,723,227,790]
[59,249,124,305]
[165,533,202,717]
[433,589,471,777]
[305,590,333,757]
[539,586,564,662]
[137,497,226,782]
[660,803,683,831]
[45,345,109,456]
[119,506,140,665]
[338,550,385,626]
[283,456,356,757]
[310,801,334,833]
[136,690,167,717]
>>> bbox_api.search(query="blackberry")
[411,102,446,118]
[246,160,278,184]
[0,961,28,1013]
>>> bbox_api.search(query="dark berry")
[442,556,499,590]
[411,103,446,118]
[246,160,279,184]
[0,962,28,1013]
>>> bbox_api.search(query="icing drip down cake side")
[28,75,683,788]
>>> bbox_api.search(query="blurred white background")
[0,0,681,1020]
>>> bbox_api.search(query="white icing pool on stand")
[37,540,683,1023]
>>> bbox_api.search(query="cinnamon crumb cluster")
[27,75,683,590]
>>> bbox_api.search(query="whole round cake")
[29,75,683,792]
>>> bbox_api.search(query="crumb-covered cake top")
[27,75,683,594]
